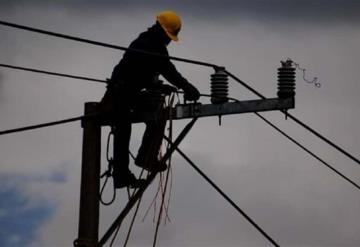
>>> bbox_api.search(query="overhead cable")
[0,20,360,173]
[225,70,360,167]
[0,68,357,190]
[0,63,357,189]
[196,94,360,190]
[0,115,95,136]
[1,20,359,167]
[0,63,106,83]
[0,20,218,68]
[163,136,280,247]
[255,113,360,190]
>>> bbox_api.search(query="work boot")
[134,158,167,172]
[113,170,146,189]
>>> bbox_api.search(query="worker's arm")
[158,48,200,100]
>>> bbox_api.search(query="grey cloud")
[2,0,360,23]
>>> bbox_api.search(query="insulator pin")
[211,67,229,104]
[277,59,296,98]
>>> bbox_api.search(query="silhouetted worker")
[100,11,200,189]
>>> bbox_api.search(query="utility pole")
[74,60,296,247]
[74,102,101,247]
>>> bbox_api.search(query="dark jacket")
[110,23,190,93]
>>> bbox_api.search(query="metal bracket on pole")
[130,97,294,123]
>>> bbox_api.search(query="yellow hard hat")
[156,11,182,41]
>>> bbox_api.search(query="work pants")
[101,85,165,178]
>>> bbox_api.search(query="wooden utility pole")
[74,102,101,247]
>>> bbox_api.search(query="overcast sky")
[1,1,360,247]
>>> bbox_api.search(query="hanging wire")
[157,100,175,224]
[141,96,174,224]
[288,59,321,88]
[165,96,175,225]
[120,96,175,246]
[152,94,175,246]
[142,178,163,222]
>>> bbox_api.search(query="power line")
[255,113,360,190]
[1,27,358,189]
[1,19,359,168]
[198,94,360,190]
[225,70,360,167]
[163,136,280,247]
[0,20,218,69]
[0,71,356,190]
[286,113,360,166]
[0,63,106,83]
[0,63,358,189]
[0,115,95,136]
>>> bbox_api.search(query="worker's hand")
[160,84,178,95]
[183,83,200,101]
